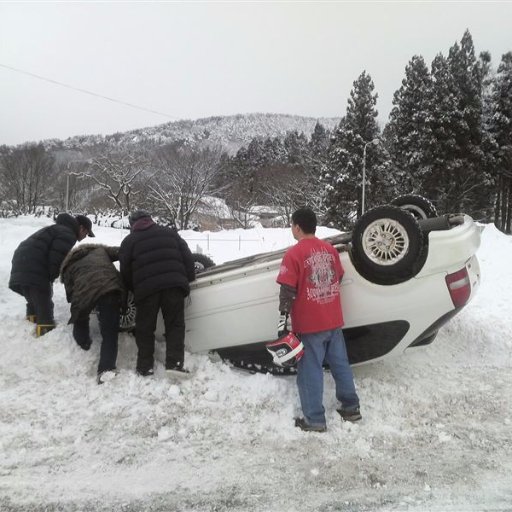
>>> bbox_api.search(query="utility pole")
[362,138,380,215]
[65,173,70,211]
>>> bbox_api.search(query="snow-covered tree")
[284,131,309,164]
[424,53,464,209]
[76,150,146,216]
[322,71,392,228]
[488,52,512,231]
[385,55,432,192]
[148,143,225,230]
[0,144,56,214]
[489,52,512,171]
[309,122,330,160]
[424,31,492,217]
[262,137,287,165]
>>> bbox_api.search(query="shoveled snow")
[1,217,511,511]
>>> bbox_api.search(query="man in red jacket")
[276,207,361,432]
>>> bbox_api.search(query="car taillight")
[445,267,471,308]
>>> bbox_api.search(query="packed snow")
[1,217,511,511]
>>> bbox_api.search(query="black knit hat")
[129,210,151,226]
[75,214,95,237]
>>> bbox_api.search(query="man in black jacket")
[119,210,196,377]
[9,213,94,336]
[60,244,123,384]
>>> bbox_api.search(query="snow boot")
[36,324,55,337]
[294,417,327,433]
[166,362,190,379]
[136,368,154,377]
[337,407,362,422]
[97,370,118,385]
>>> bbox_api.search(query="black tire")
[390,195,437,220]
[118,253,215,332]
[350,205,425,285]
[193,253,215,273]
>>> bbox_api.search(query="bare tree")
[50,151,95,212]
[74,149,147,215]
[0,144,55,214]
[148,143,225,229]
[259,161,326,225]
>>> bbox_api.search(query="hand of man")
[277,312,291,338]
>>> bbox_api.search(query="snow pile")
[1,218,511,511]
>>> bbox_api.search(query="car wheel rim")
[362,218,410,266]
[120,302,136,329]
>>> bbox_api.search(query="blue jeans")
[297,328,359,427]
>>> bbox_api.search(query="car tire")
[390,194,438,220]
[350,205,424,285]
[118,252,215,332]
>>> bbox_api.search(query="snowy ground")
[1,217,511,512]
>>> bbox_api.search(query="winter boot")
[97,369,119,385]
[36,324,55,337]
[136,368,154,377]
[337,407,362,422]
[294,417,327,433]
[166,361,190,379]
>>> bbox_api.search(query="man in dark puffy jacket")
[60,244,123,384]
[119,210,195,377]
[9,213,94,337]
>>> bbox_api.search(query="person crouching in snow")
[60,244,124,384]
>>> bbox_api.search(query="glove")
[277,312,291,338]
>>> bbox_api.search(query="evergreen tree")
[245,138,267,168]
[262,137,287,165]
[386,55,432,192]
[489,52,512,171]
[307,122,331,211]
[284,131,309,164]
[479,51,494,129]
[421,31,493,218]
[479,50,500,216]
[309,122,330,161]
[424,53,463,208]
[322,71,392,228]
[446,30,490,216]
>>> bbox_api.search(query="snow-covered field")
[1,217,511,512]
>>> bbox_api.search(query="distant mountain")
[46,113,340,154]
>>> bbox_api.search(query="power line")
[0,63,178,120]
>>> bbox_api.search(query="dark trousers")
[73,291,120,373]
[22,286,54,326]
[135,288,185,372]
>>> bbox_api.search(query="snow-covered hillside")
[1,217,511,511]
[43,113,340,154]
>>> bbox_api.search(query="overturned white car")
[121,197,482,373]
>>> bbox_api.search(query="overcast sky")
[1,1,511,146]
